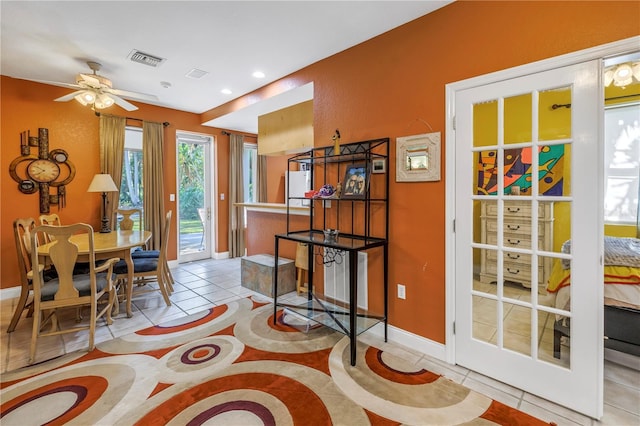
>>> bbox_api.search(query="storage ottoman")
[241,254,296,297]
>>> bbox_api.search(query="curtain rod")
[221,130,256,138]
[95,111,170,127]
[604,94,640,102]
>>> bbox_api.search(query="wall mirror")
[396,132,441,182]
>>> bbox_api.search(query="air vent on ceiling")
[185,68,209,79]
[127,50,166,67]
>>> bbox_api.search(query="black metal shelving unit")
[273,138,389,366]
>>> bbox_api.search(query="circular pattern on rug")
[155,335,244,384]
[232,304,342,353]
[1,355,159,426]
[1,378,100,425]
[123,359,372,425]
[98,298,252,354]
[163,389,291,426]
[329,337,492,425]
[135,306,226,335]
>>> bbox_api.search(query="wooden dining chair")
[7,218,43,333]
[124,208,175,293]
[28,223,120,364]
[113,208,142,231]
[38,213,62,243]
[114,211,173,309]
[113,208,175,292]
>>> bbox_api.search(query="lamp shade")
[87,174,118,192]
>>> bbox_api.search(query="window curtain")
[143,121,166,250]
[99,115,126,228]
[229,133,245,257]
[257,154,268,203]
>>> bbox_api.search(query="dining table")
[37,229,152,318]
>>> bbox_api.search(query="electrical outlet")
[397,284,406,299]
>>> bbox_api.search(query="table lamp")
[87,173,118,233]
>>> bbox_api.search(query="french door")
[453,61,603,417]
[177,132,214,263]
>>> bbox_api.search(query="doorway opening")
[177,132,214,263]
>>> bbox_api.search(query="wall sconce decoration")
[9,128,76,213]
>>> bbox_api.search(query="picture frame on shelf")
[371,158,386,174]
[341,163,368,199]
[396,132,441,182]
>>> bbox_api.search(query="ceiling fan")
[49,61,158,111]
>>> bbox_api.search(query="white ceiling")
[0,1,453,133]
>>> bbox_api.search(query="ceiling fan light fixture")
[613,64,633,87]
[604,69,614,87]
[604,62,640,88]
[632,63,640,81]
[74,91,94,106]
[94,93,115,109]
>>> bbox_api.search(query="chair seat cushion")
[131,249,160,259]
[44,260,108,281]
[40,272,113,302]
[71,260,107,275]
[114,258,158,274]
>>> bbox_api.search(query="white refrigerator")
[286,170,311,207]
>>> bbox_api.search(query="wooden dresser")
[479,200,554,289]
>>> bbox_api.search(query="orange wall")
[1,77,235,289]
[204,1,640,344]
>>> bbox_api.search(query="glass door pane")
[178,134,213,262]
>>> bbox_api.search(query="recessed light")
[252,71,265,79]
[160,81,172,89]
[221,88,232,95]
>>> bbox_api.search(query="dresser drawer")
[486,233,544,250]
[486,250,531,266]
[485,261,544,284]
[486,220,545,237]
[484,201,550,219]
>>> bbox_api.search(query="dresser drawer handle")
[507,239,521,245]
[507,207,521,213]
[507,268,520,275]
[507,253,520,260]
[506,224,520,231]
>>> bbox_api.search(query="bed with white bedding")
[546,236,640,358]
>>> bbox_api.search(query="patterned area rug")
[1,297,550,425]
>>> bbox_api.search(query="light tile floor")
[1,257,639,425]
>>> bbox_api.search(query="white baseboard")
[214,251,229,260]
[1,286,21,301]
[605,347,640,371]
[368,322,447,362]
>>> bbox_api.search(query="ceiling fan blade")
[110,94,139,111]
[109,88,158,102]
[54,90,84,102]
[34,79,83,90]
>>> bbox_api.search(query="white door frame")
[445,36,639,417]
[176,131,215,263]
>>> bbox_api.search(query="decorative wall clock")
[9,128,76,213]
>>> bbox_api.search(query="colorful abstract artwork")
[477,145,565,196]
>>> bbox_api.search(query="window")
[242,143,258,224]
[119,127,144,229]
[604,103,639,224]
[243,143,258,203]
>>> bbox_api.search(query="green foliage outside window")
[178,142,205,220]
